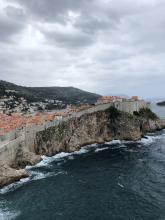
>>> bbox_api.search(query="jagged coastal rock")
[0,165,28,187]
[0,107,165,187]
[35,108,165,156]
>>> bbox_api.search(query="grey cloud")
[5,5,26,20]
[74,15,113,35]
[0,15,24,42]
[43,29,93,48]
[10,0,93,22]
[0,4,26,42]
[1,0,165,98]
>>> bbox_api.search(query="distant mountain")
[0,80,101,105]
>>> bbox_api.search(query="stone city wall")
[0,101,149,164]
[0,135,25,166]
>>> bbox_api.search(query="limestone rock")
[0,165,28,187]
[35,109,163,156]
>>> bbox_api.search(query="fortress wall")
[0,132,13,143]
[0,127,25,144]
[0,101,149,157]
[70,103,114,118]
[114,100,148,114]
[0,100,151,169]
[69,101,149,118]
[24,116,63,152]
[0,101,148,146]
[43,116,63,129]
[0,135,25,166]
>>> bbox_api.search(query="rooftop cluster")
[0,89,67,115]
[0,95,142,137]
[97,96,139,105]
[0,104,92,135]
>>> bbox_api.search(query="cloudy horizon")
[0,0,165,98]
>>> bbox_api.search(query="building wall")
[114,100,149,114]
[68,101,149,118]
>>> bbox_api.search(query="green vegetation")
[0,84,5,98]
[106,106,121,121]
[133,108,158,120]
[0,80,100,105]
[133,111,140,116]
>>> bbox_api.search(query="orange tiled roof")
[98,96,121,101]
[0,104,93,135]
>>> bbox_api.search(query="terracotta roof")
[0,104,93,134]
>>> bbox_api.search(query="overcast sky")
[0,0,165,98]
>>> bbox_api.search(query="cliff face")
[0,107,164,187]
[0,140,41,187]
[35,108,164,156]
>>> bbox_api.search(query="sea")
[0,103,165,220]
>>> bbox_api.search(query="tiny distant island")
[157,101,165,106]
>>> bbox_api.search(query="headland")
[0,96,164,187]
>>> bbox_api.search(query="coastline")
[1,129,165,194]
[0,106,165,188]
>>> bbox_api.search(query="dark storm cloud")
[0,0,165,98]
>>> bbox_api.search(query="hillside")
[0,80,100,105]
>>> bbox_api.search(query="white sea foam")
[28,136,156,171]
[0,169,65,195]
[1,131,164,195]
[0,209,20,220]
[123,148,138,153]
[0,177,30,195]
[26,153,72,170]
[84,143,98,148]
[68,155,74,160]
[95,147,109,152]
[26,135,160,172]
[27,147,92,170]
[30,170,64,181]
[113,144,127,149]
[0,170,65,195]
[73,148,89,155]
[0,201,21,220]
[118,182,124,188]
[105,140,122,145]
[137,137,152,145]
[0,146,92,194]
[137,131,165,146]
[52,152,72,159]
[137,135,157,146]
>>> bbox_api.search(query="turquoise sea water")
[0,103,165,220]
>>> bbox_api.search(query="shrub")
[133,111,140,116]
[135,108,158,120]
[106,106,121,121]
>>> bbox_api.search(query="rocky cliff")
[35,107,165,156]
[0,107,165,187]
